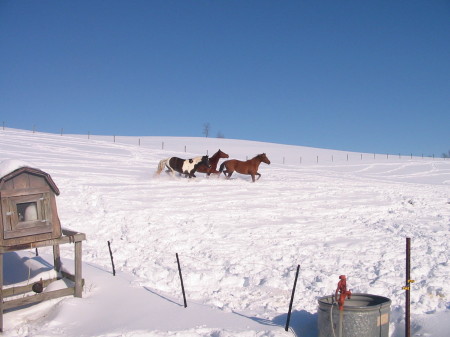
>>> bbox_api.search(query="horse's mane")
[210,150,222,160]
[252,153,265,159]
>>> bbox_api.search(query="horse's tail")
[155,158,168,175]
[219,161,226,173]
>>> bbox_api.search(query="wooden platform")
[0,228,86,332]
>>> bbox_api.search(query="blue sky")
[1,0,449,156]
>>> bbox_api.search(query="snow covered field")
[0,128,449,336]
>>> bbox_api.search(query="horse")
[196,149,229,176]
[219,153,271,182]
[156,155,210,178]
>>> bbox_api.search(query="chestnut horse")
[196,149,229,176]
[219,153,271,182]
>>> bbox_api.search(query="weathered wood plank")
[4,225,53,239]
[0,187,50,198]
[0,233,86,253]
[75,241,82,298]
[60,270,85,287]
[62,228,83,236]
[28,174,48,189]
[0,253,4,332]
[53,244,61,272]
[2,288,75,310]
[2,278,58,297]
[10,174,30,190]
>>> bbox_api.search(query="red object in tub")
[335,275,352,311]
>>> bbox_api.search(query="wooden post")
[107,241,116,276]
[53,244,61,272]
[88,131,90,139]
[162,142,164,150]
[176,253,187,308]
[60,128,63,136]
[405,237,411,337]
[0,253,4,332]
[74,241,83,298]
[285,264,300,331]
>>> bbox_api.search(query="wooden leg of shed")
[53,244,61,273]
[0,253,4,332]
[74,241,82,298]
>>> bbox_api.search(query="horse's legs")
[256,172,261,180]
[226,170,233,179]
[165,164,175,176]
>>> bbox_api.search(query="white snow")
[0,159,38,178]
[0,128,448,336]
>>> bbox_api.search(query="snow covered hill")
[0,128,449,336]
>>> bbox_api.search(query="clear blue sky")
[1,0,449,156]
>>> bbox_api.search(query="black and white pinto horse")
[156,155,210,178]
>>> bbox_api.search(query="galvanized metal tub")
[318,293,391,337]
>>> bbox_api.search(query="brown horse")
[196,149,229,176]
[219,153,271,182]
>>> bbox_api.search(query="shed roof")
[0,167,60,195]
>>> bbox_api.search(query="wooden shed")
[0,166,62,246]
[0,162,86,331]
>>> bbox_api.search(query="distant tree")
[442,150,450,158]
[202,123,210,138]
[216,131,225,138]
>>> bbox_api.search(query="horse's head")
[218,149,229,159]
[201,155,211,168]
[259,153,271,165]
